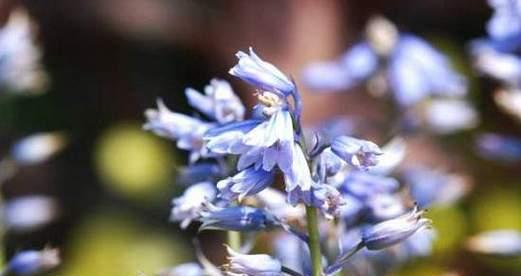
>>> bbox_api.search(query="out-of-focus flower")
[340,171,399,200]
[144,99,213,162]
[361,206,431,250]
[368,137,406,176]
[403,167,470,208]
[470,40,521,86]
[273,233,309,275]
[331,136,382,170]
[466,229,521,257]
[185,79,245,124]
[419,99,478,134]
[217,167,274,201]
[10,132,67,165]
[486,0,521,40]
[395,229,437,261]
[158,263,205,276]
[303,16,467,107]
[5,248,60,275]
[3,195,59,231]
[176,163,224,186]
[0,9,47,94]
[170,182,217,229]
[256,188,305,220]
[198,204,279,232]
[223,245,282,276]
[229,47,295,96]
[366,193,405,221]
[494,87,521,121]
[476,133,521,162]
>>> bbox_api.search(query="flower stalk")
[305,205,323,276]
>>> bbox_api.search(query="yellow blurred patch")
[471,188,521,232]
[94,122,176,201]
[58,211,189,276]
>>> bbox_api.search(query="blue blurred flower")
[403,167,469,208]
[470,40,521,86]
[255,188,305,220]
[339,171,399,199]
[361,206,431,250]
[0,9,47,93]
[303,17,466,107]
[185,78,245,124]
[217,167,275,201]
[476,133,521,162]
[419,99,478,134]
[199,204,279,232]
[487,0,521,40]
[6,248,60,276]
[230,47,295,96]
[170,182,217,229]
[223,245,282,276]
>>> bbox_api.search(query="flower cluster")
[145,48,436,276]
[303,16,477,135]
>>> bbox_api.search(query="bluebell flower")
[217,167,275,201]
[170,182,217,229]
[6,248,60,275]
[198,204,279,232]
[302,17,467,107]
[158,263,205,276]
[361,206,431,250]
[223,245,282,276]
[230,47,295,96]
[204,120,262,155]
[466,229,521,257]
[185,79,245,124]
[476,133,521,162]
[403,167,469,208]
[331,136,382,170]
[288,182,345,219]
[283,143,313,195]
[314,148,346,183]
[144,99,214,162]
[486,0,521,40]
[241,110,295,171]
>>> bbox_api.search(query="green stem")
[227,231,241,251]
[305,206,323,276]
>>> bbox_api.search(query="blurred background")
[1,0,520,275]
